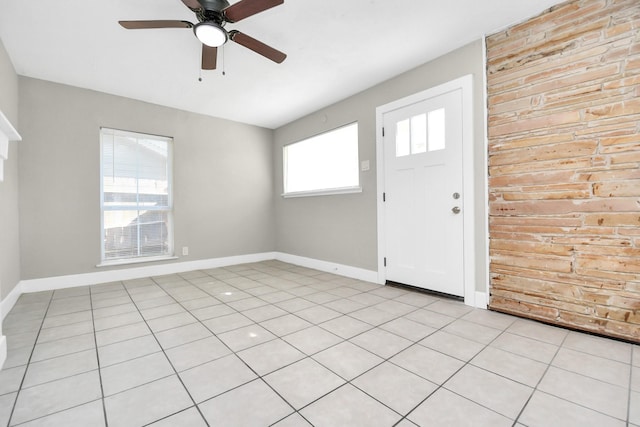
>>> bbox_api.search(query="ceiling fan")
[119,0,286,70]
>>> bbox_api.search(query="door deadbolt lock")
[453,192,460,199]
[452,206,461,214]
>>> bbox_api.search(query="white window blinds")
[100,128,173,262]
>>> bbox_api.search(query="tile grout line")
[388,314,506,425]
[521,336,633,424]
[165,267,394,425]
[4,290,108,425]
[5,291,55,427]
[628,347,635,426]
[4,263,636,426]
[393,312,590,425]
[253,291,485,424]
[81,270,536,420]
[189,268,475,425]
[66,283,420,421]
[184,267,317,425]
[511,328,570,426]
[118,277,213,427]
[163,270,309,424]
[465,321,627,424]
[89,285,111,427]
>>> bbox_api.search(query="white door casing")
[376,75,477,306]
[383,89,464,296]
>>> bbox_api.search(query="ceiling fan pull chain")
[222,45,226,76]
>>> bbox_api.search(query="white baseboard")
[474,291,488,309]
[0,335,6,371]
[2,252,377,370]
[1,280,23,321]
[4,252,380,318]
[0,245,490,371]
[19,252,278,294]
[1,250,486,350]
[275,252,380,284]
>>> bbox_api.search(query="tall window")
[283,122,360,196]
[100,128,173,263]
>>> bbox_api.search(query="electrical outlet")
[182,246,189,256]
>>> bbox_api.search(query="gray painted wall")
[9,39,487,294]
[274,40,488,291]
[0,39,20,300]
[18,77,275,280]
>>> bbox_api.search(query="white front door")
[382,87,465,297]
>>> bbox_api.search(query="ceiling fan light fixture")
[194,21,227,47]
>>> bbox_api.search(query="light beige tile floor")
[0,260,638,426]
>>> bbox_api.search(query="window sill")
[97,255,178,268]
[282,186,362,198]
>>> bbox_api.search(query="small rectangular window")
[283,122,360,197]
[428,108,446,151]
[100,128,173,263]
[396,114,427,157]
[395,108,446,157]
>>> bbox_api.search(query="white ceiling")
[0,0,565,129]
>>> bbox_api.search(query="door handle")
[452,206,461,214]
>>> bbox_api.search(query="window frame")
[98,127,175,266]
[282,122,361,198]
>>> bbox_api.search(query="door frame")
[375,74,477,307]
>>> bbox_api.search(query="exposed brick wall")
[486,0,640,341]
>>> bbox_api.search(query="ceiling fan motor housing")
[200,0,230,13]
[192,0,229,24]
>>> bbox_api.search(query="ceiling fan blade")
[202,45,218,70]
[223,0,283,23]
[181,0,202,11]
[230,31,286,63]
[119,20,193,29]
